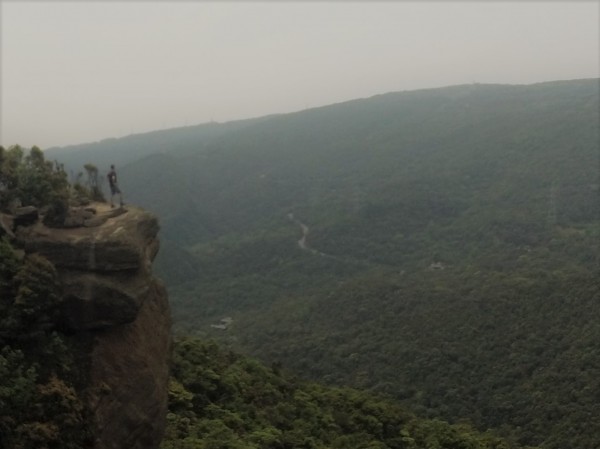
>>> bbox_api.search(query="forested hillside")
[2,146,526,449]
[47,79,600,448]
[1,146,91,448]
[162,338,527,449]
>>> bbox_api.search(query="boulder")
[84,216,109,227]
[63,214,86,228]
[15,206,159,272]
[59,271,150,330]
[63,206,98,228]
[13,205,38,227]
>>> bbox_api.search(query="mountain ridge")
[45,78,597,163]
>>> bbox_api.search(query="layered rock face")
[15,204,171,449]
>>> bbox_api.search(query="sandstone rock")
[59,271,150,330]
[17,202,171,449]
[63,213,86,228]
[88,279,170,449]
[63,206,102,228]
[16,205,159,272]
[84,216,109,227]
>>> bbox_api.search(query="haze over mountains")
[46,79,599,448]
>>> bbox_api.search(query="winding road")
[287,213,330,257]
[286,213,402,272]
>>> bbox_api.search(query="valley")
[46,79,600,448]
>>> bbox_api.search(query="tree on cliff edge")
[0,145,70,226]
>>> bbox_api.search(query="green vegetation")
[46,79,600,447]
[0,145,70,226]
[0,237,91,449]
[71,163,106,202]
[0,140,529,449]
[0,148,92,449]
[162,338,527,449]
[234,268,599,448]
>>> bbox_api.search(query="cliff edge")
[14,203,172,449]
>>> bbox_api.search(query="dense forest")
[161,338,526,449]
[1,146,526,448]
[45,79,600,447]
[0,146,92,448]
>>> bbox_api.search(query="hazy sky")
[1,1,598,149]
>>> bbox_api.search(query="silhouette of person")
[107,164,124,208]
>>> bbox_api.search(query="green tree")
[0,145,70,225]
[0,145,24,209]
[83,163,105,202]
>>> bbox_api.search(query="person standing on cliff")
[107,164,124,208]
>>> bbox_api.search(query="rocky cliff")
[14,203,171,449]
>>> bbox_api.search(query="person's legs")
[110,185,119,207]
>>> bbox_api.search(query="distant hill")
[48,78,600,448]
[45,115,271,176]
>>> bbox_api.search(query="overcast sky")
[1,1,598,149]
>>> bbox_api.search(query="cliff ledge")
[15,203,171,449]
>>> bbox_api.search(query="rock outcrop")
[14,203,171,449]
